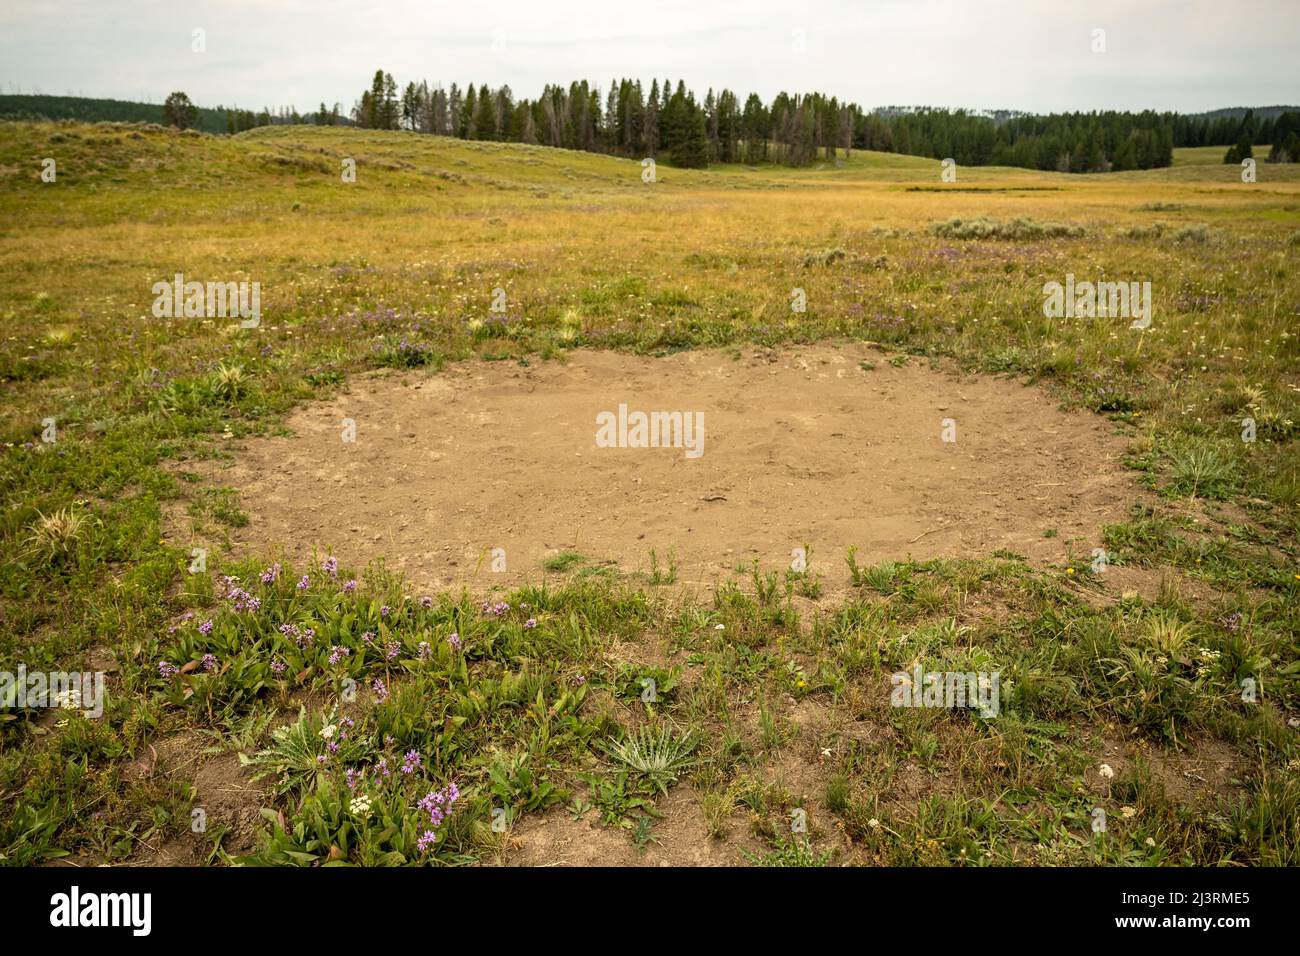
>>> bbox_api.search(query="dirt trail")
[190,344,1134,591]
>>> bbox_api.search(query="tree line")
[347,71,1298,173]
[1222,109,1300,164]
[136,73,1299,174]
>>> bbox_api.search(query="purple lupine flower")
[226,585,261,612]
[416,783,460,828]
[200,653,218,673]
[297,575,310,590]
[524,618,537,629]
[199,620,213,636]
[260,562,281,584]
[322,556,338,578]
[343,579,357,594]
[447,632,461,651]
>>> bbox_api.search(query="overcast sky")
[2,0,1296,115]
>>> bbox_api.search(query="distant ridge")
[0,94,230,134]
[1192,106,1300,121]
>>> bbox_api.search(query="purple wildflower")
[402,750,422,774]
[158,661,180,679]
[416,783,461,828]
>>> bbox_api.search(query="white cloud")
[1,0,1296,112]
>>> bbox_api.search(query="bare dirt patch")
[494,783,765,866]
[191,344,1135,591]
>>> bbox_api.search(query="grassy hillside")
[0,122,1297,866]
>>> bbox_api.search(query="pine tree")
[673,103,710,168]
[461,85,476,138]
[366,70,385,128]
[474,84,496,139]
[162,91,198,130]
[644,80,659,156]
[401,82,419,130]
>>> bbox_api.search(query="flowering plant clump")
[151,559,586,865]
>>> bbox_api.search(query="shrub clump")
[1173,224,1213,244]
[929,217,1085,241]
[802,247,849,267]
[1124,222,1166,239]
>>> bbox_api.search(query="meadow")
[0,120,1297,866]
